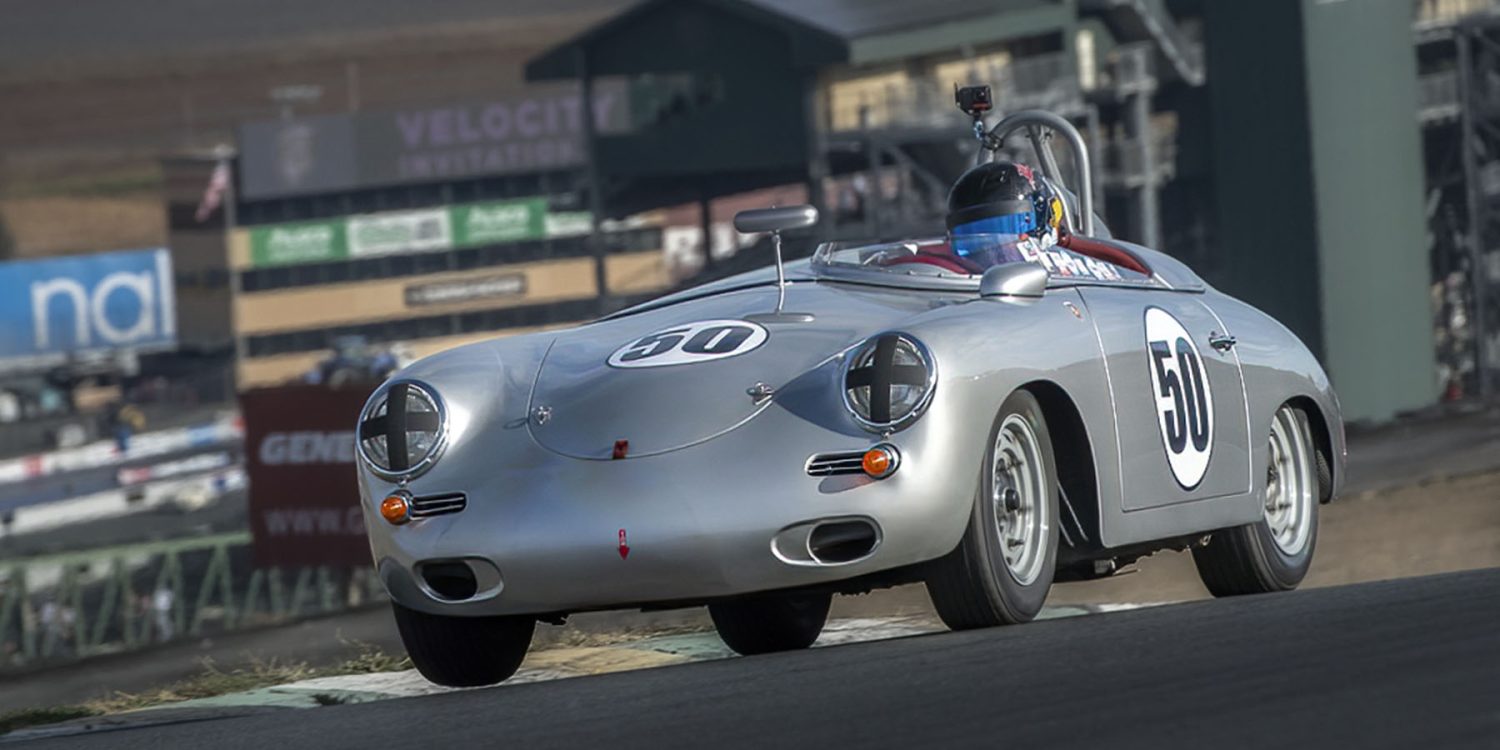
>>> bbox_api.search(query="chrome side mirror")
[979,262,1048,299]
[733,205,818,234]
[734,205,819,323]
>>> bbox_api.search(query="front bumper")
[359,400,980,617]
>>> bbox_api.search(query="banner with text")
[0,248,176,366]
[348,208,451,258]
[250,219,347,267]
[243,384,375,568]
[238,82,629,200]
[246,198,586,268]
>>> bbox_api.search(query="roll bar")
[957,87,1095,238]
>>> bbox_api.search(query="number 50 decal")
[608,319,769,368]
[1144,307,1215,490]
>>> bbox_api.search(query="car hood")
[527,281,959,459]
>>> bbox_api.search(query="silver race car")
[356,102,1345,687]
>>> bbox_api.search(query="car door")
[1078,286,1252,511]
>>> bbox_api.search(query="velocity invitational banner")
[237,82,628,200]
[248,198,589,268]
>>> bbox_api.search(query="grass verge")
[0,640,411,736]
[0,707,98,736]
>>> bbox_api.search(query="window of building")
[236,228,661,294]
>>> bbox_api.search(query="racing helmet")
[945,161,1064,268]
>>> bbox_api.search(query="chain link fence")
[0,533,383,670]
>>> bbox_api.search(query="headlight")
[357,379,448,481]
[842,333,937,432]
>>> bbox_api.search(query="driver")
[945,161,1065,270]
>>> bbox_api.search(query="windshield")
[813,236,990,278]
[812,234,1150,285]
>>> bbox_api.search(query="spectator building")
[164,83,673,389]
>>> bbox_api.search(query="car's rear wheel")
[708,592,832,655]
[1193,403,1320,596]
[391,603,534,687]
[926,390,1059,629]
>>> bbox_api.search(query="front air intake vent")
[808,520,880,564]
[409,492,467,519]
[419,561,478,601]
[806,451,866,477]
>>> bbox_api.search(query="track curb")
[1,604,1161,742]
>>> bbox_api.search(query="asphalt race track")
[22,568,1500,749]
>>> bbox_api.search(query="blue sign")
[0,249,176,362]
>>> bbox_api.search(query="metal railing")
[1416,0,1497,30]
[1111,43,1157,95]
[1102,133,1179,187]
[1421,69,1463,122]
[0,533,383,668]
[829,53,1083,133]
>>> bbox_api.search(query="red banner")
[241,385,374,568]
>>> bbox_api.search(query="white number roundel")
[1144,307,1214,490]
[607,319,769,368]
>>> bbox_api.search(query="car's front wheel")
[926,390,1060,629]
[391,603,534,687]
[1193,403,1321,596]
[708,592,832,655]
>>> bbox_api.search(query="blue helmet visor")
[950,212,1037,267]
[952,212,1036,239]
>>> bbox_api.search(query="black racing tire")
[391,603,535,687]
[1193,406,1321,597]
[925,390,1060,630]
[1315,444,1333,503]
[708,593,832,656]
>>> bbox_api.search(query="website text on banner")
[242,385,374,568]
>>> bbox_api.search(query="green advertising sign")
[248,197,583,268]
[250,219,347,268]
[452,198,547,247]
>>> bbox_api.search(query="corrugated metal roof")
[742,0,1060,39]
[526,0,1067,79]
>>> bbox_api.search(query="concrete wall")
[1204,0,1436,422]
[1203,0,1324,356]
[1301,0,1437,421]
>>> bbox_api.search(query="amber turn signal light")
[862,444,900,479]
[380,493,411,525]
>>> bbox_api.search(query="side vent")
[806,451,866,477]
[409,492,467,519]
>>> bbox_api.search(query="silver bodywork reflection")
[980,262,1050,299]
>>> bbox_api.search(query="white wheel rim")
[992,414,1051,585]
[1264,405,1315,556]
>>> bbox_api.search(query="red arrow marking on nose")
[618,529,630,560]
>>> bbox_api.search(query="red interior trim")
[885,251,982,275]
[1057,235,1152,276]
